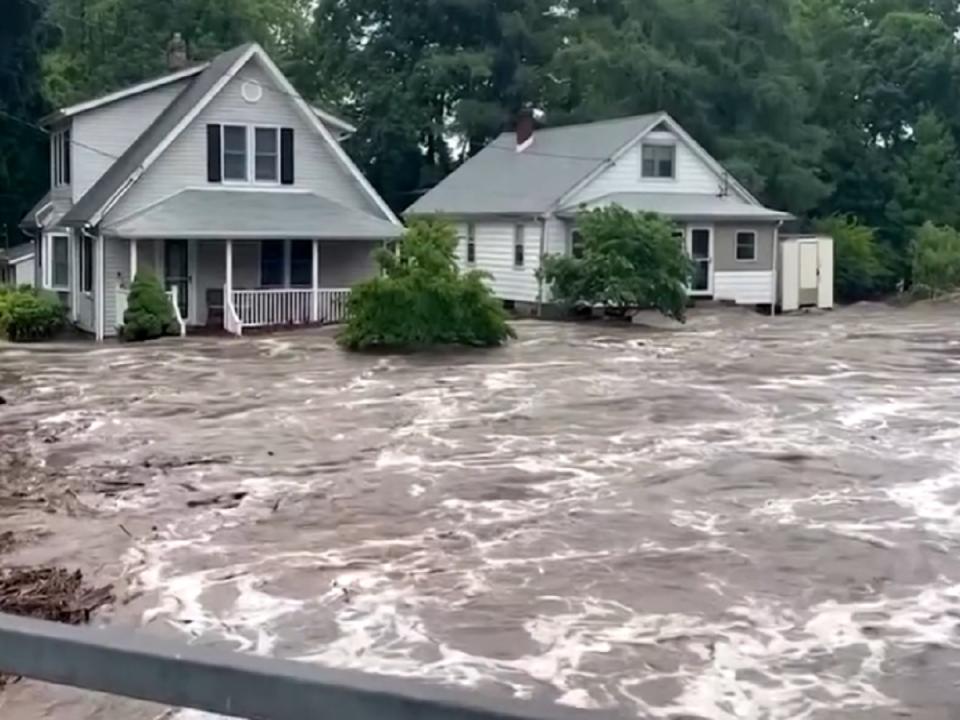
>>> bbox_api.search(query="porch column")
[225,239,233,298]
[311,239,319,322]
[129,238,138,283]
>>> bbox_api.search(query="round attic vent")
[241,80,263,103]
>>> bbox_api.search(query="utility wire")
[0,108,121,161]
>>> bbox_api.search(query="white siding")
[105,58,382,224]
[818,238,834,309]
[71,81,188,203]
[544,216,569,256]
[104,236,130,335]
[568,130,727,205]
[13,259,34,286]
[320,241,378,287]
[456,221,541,303]
[714,271,774,305]
[77,292,94,332]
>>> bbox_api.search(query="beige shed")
[779,235,834,312]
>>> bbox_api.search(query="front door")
[164,239,189,319]
[798,241,819,306]
[688,227,713,295]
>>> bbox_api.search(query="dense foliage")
[911,223,960,298]
[0,285,65,342]
[121,272,178,341]
[542,207,690,321]
[338,220,515,350]
[5,1,960,297]
[815,216,890,302]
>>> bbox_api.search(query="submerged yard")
[2,304,960,719]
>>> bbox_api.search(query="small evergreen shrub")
[0,287,65,342]
[338,219,516,350]
[911,222,960,298]
[122,271,178,341]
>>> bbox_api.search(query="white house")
[406,112,793,309]
[20,42,402,340]
[0,242,36,287]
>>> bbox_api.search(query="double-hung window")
[466,223,476,264]
[81,235,93,293]
[641,144,676,179]
[254,127,279,182]
[49,234,69,290]
[513,224,525,267]
[222,125,248,181]
[736,231,757,261]
[51,130,71,186]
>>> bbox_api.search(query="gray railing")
[0,613,622,720]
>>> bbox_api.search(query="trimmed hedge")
[0,286,66,342]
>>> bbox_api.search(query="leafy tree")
[542,206,691,321]
[815,215,891,301]
[121,272,177,341]
[338,220,515,350]
[911,222,960,297]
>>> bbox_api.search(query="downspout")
[771,220,783,317]
[536,215,547,318]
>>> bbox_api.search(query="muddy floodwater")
[3,305,960,719]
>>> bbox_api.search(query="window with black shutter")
[280,128,294,184]
[207,124,222,182]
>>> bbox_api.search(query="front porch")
[109,238,378,337]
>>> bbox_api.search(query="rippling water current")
[3,305,960,719]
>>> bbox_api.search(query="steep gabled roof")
[406,114,662,215]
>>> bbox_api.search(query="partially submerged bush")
[0,286,65,342]
[541,206,691,321]
[122,271,178,341]
[911,222,960,298]
[338,219,516,350]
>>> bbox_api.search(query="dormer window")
[207,124,294,185]
[51,129,71,186]
[641,143,675,179]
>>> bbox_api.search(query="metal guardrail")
[0,613,622,720]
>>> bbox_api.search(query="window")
[671,226,685,243]
[735,231,757,261]
[81,235,93,293]
[51,130,71,187]
[641,144,675,178]
[513,224,525,267]
[260,241,285,287]
[570,229,585,259]
[254,127,279,182]
[50,235,69,289]
[290,240,312,286]
[466,223,476,264]
[223,125,248,181]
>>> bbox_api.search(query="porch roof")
[102,189,403,240]
[556,192,793,222]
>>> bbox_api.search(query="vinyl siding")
[104,57,382,224]
[455,221,541,303]
[77,292,94,332]
[14,259,34,286]
[71,81,188,203]
[104,236,129,335]
[319,241,377,287]
[714,271,774,304]
[196,240,226,324]
[714,223,776,271]
[568,130,727,205]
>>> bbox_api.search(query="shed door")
[798,242,819,306]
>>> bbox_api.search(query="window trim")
[221,124,249,183]
[253,125,281,184]
[513,223,525,268]
[735,230,758,262]
[465,223,476,265]
[641,142,676,180]
[46,233,70,291]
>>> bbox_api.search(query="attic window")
[241,80,263,103]
[642,144,675,179]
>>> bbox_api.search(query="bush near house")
[815,215,892,302]
[122,272,178,341]
[911,222,960,298]
[0,286,65,342]
[338,219,515,351]
[541,206,691,322]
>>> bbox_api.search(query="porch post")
[129,238,138,283]
[311,239,319,323]
[225,239,233,298]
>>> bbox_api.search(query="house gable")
[102,52,392,227]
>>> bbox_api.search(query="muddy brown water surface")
[2,305,960,719]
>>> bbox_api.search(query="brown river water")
[2,304,960,719]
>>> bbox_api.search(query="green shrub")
[911,222,960,297]
[815,215,893,302]
[541,206,691,322]
[338,219,516,351]
[122,271,178,341]
[0,287,65,342]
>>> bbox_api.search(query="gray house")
[407,112,791,308]
[20,42,401,340]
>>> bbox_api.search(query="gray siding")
[713,223,776,272]
[104,236,129,335]
[320,241,377,287]
[72,81,188,203]
[104,58,382,224]
[196,240,226,325]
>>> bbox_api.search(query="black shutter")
[206,124,222,182]
[63,129,71,184]
[280,128,294,185]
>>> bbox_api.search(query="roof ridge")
[535,111,663,134]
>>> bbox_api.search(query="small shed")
[0,242,35,287]
[779,235,833,312]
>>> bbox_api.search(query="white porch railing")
[167,286,187,337]
[226,288,350,333]
[115,288,129,328]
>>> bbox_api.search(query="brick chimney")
[167,33,188,71]
[515,107,534,152]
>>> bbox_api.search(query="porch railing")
[167,285,187,337]
[228,288,351,332]
[115,288,129,328]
